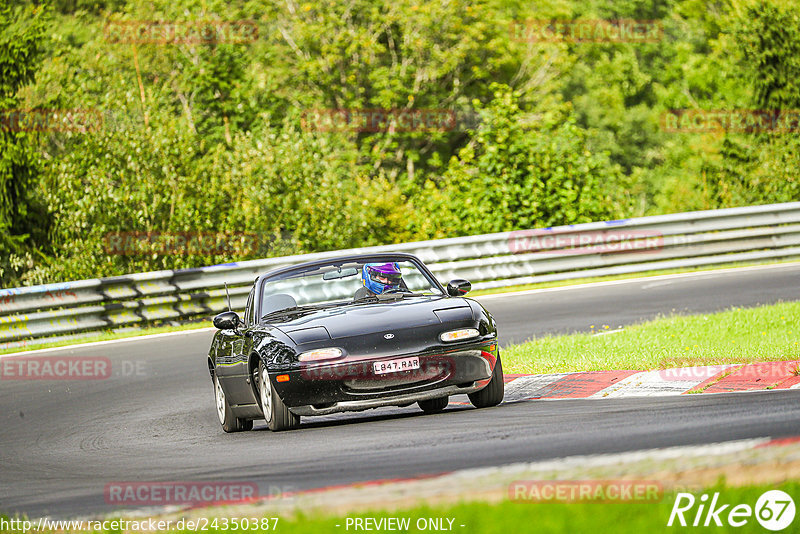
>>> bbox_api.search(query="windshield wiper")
[383,289,429,297]
[352,294,381,303]
[352,290,428,304]
[261,304,329,321]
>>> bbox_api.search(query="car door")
[214,286,254,400]
[236,286,257,369]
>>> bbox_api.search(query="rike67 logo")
[668,490,795,531]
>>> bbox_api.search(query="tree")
[422,84,632,237]
[703,1,800,207]
[0,1,50,285]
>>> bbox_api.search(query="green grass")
[502,300,800,374]
[266,482,799,534]
[2,481,796,533]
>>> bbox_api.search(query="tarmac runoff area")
[71,360,800,524]
[108,436,800,524]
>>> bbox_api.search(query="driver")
[354,262,403,299]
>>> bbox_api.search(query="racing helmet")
[362,262,402,294]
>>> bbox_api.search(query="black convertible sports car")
[207,252,503,432]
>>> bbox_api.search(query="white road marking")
[503,373,571,401]
[593,365,737,398]
[592,328,624,336]
[0,327,216,359]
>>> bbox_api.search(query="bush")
[421,85,633,238]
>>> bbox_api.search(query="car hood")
[268,296,473,343]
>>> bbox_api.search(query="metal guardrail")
[3,202,800,349]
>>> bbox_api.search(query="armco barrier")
[3,202,800,349]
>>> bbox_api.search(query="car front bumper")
[274,344,497,415]
[288,381,485,416]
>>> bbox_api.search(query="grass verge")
[2,481,796,533]
[502,300,800,374]
[249,482,798,534]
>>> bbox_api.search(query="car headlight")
[440,328,480,342]
[298,347,344,362]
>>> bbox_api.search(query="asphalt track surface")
[2,263,800,518]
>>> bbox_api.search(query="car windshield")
[259,258,443,319]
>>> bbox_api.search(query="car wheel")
[418,396,449,414]
[468,355,505,408]
[214,373,252,432]
[258,362,300,431]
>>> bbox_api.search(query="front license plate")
[373,357,420,375]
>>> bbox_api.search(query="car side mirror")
[213,311,241,330]
[447,279,472,296]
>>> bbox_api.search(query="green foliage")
[736,2,800,111]
[423,85,631,237]
[0,1,50,284]
[35,109,417,283]
[701,1,800,208]
[265,0,527,186]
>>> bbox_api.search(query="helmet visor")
[366,263,402,287]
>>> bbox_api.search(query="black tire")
[418,396,449,414]
[468,356,504,408]
[258,361,300,431]
[214,373,252,433]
